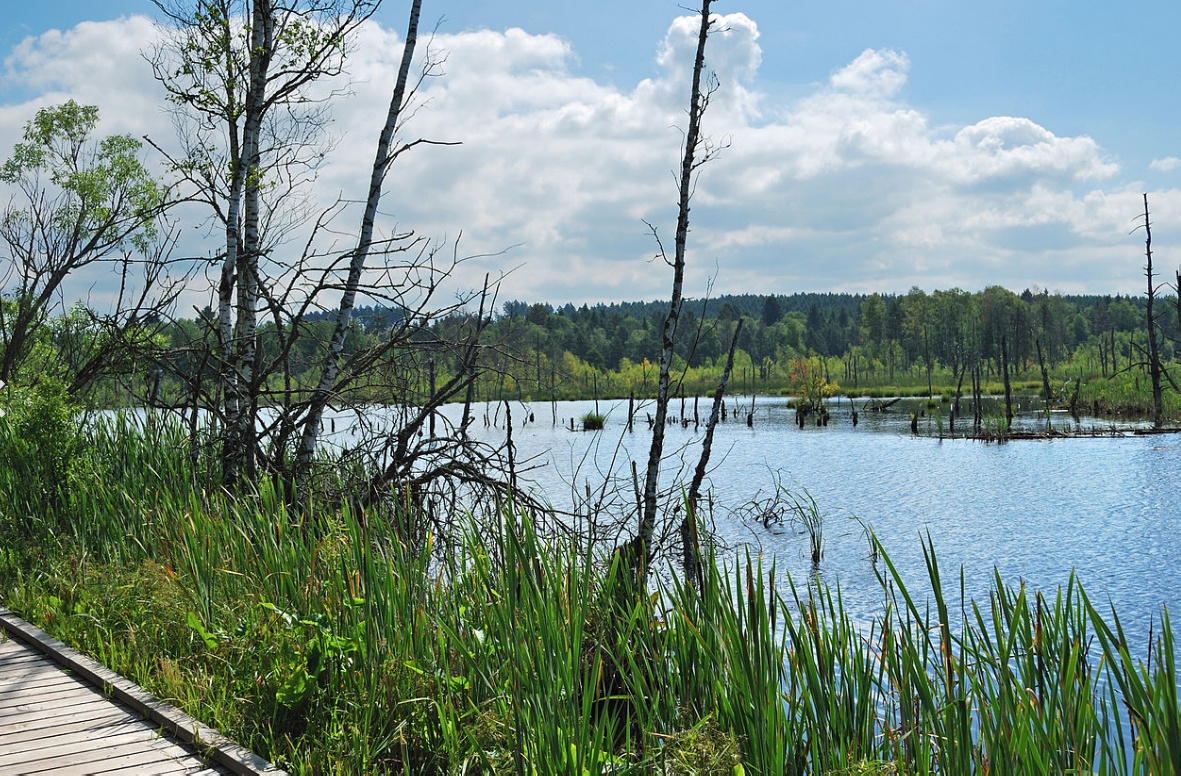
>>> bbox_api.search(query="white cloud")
[1151,156,1181,172]
[830,49,909,99]
[2,17,164,136]
[0,12,1169,308]
[940,117,1118,184]
[658,12,761,86]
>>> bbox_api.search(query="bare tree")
[636,0,717,582]
[1134,193,1175,428]
[294,0,441,495]
[150,0,383,484]
[683,316,742,586]
[146,1,530,538]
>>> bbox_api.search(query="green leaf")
[275,665,314,708]
[259,599,298,626]
[186,611,220,650]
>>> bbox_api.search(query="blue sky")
[1,1,1179,306]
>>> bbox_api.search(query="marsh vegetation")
[3,395,1181,772]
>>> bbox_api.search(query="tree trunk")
[683,318,742,587]
[1142,193,1165,428]
[1035,336,1053,426]
[1001,334,1014,429]
[294,0,423,496]
[638,0,713,579]
[224,1,275,485]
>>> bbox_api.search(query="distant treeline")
[75,286,1175,409]
[481,288,1169,391]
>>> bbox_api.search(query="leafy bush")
[0,377,82,531]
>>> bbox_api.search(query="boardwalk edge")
[0,606,287,775]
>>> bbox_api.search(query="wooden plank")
[0,706,131,744]
[2,635,214,772]
[85,760,208,776]
[18,739,217,775]
[0,653,71,685]
[0,608,285,775]
[0,673,82,695]
[0,698,104,724]
[0,724,187,766]
[0,651,48,668]
[0,689,109,719]
[14,712,166,741]
[0,644,42,661]
[0,653,74,674]
[0,678,105,706]
[0,671,81,694]
[0,719,166,760]
[84,752,219,776]
[0,663,91,690]
[5,719,227,775]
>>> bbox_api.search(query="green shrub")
[0,377,82,531]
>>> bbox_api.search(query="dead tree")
[149,0,382,485]
[1001,334,1014,428]
[1111,194,1179,429]
[146,1,531,540]
[637,0,716,583]
[1034,335,1053,427]
[294,0,436,497]
[1135,193,1173,428]
[683,317,742,587]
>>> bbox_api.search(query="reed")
[1,411,1179,773]
[786,489,824,565]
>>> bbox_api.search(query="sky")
[1,0,1179,310]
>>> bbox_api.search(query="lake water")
[326,395,1179,651]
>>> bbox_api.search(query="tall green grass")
[1,410,1179,773]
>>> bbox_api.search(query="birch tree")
[150,0,380,483]
[149,1,520,532]
[291,0,422,495]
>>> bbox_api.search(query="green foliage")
[3,100,162,246]
[789,356,840,413]
[580,411,606,430]
[16,281,1178,424]
[0,102,166,391]
[0,377,82,529]
[461,288,1181,423]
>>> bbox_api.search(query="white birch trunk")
[293,0,423,495]
[226,0,275,483]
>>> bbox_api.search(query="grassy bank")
[1,402,1179,773]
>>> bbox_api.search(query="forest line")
[76,285,1174,423]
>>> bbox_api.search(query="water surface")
[353,395,1180,650]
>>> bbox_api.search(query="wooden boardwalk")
[0,609,284,775]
